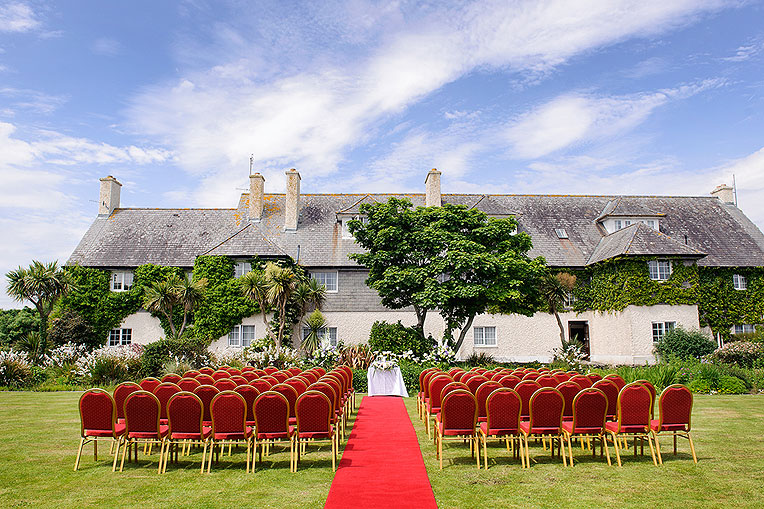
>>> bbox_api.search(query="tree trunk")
[551,302,565,346]
[414,306,427,336]
[453,314,476,353]
[163,308,177,339]
[178,309,188,339]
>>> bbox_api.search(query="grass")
[1,392,763,508]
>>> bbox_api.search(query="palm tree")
[239,270,275,341]
[6,260,75,355]
[301,309,327,355]
[143,274,208,340]
[264,263,297,348]
[540,271,577,346]
[174,276,208,338]
[294,277,327,324]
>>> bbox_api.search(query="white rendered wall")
[119,310,165,345]
[209,312,276,350]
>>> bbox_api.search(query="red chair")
[207,391,253,473]
[312,367,326,377]
[285,378,308,396]
[253,369,267,377]
[447,367,462,377]
[536,375,558,388]
[514,380,542,420]
[435,389,479,470]
[271,383,299,424]
[635,379,657,418]
[226,367,242,377]
[556,381,581,421]
[587,373,603,384]
[234,385,261,426]
[475,381,503,423]
[426,376,453,439]
[212,370,230,381]
[183,370,200,378]
[604,374,626,391]
[161,373,182,384]
[178,377,201,392]
[162,392,211,473]
[651,384,697,464]
[570,375,592,389]
[193,385,220,425]
[242,371,259,382]
[75,389,125,471]
[287,367,302,376]
[592,380,619,421]
[198,367,214,376]
[498,375,521,389]
[139,377,161,393]
[605,382,657,467]
[479,388,524,469]
[295,391,337,471]
[242,365,256,372]
[465,376,490,395]
[321,377,346,438]
[113,381,141,423]
[301,371,318,385]
[553,373,571,384]
[196,374,215,385]
[519,387,567,468]
[261,375,280,386]
[419,370,441,420]
[214,379,237,391]
[153,382,181,424]
[309,382,342,433]
[522,372,540,382]
[254,391,296,472]
[460,372,477,384]
[271,371,290,383]
[562,388,611,466]
[230,375,248,386]
[250,379,273,393]
[264,366,279,375]
[119,390,168,473]
[417,368,436,418]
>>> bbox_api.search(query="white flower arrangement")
[371,351,400,371]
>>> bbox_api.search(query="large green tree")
[349,199,546,352]
[143,274,208,339]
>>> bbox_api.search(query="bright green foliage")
[140,336,211,377]
[368,320,435,357]
[301,309,327,354]
[0,308,40,348]
[655,327,716,360]
[143,274,208,340]
[349,198,545,351]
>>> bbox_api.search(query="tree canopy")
[348,198,546,352]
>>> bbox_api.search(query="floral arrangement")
[209,346,245,367]
[371,351,400,371]
[422,343,457,365]
[243,345,302,369]
[308,343,342,368]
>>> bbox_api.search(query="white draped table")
[367,366,409,397]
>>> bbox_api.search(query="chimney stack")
[249,172,265,222]
[425,168,441,207]
[284,168,301,231]
[711,184,735,204]
[98,176,122,216]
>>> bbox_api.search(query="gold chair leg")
[207,442,214,473]
[654,432,663,465]
[112,438,122,472]
[74,437,85,471]
[119,439,129,472]
[688,432,698,464]
[647,434,658,466]
[611,432,622,467]
[567,434,574,466]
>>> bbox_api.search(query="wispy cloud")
[92,37,121,57]
[0,2,40,33]
[0,87,67,114]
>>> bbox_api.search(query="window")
[311,271,338,292]
[646,220,656,230]
[614,220,622,230]
[110,271,134,292]
[108,328,132,346]
[648,260,672,281]
[563,292,576,310]
[234,261,251,278]
[733,274,747,290]
[554,228,568,239]
[652,321,675,343]
[341,215,368,239]
[734,324,756,335]
[623,220,632,227]
[228,325,255,348]
[302,326,338,347]
[474,326,497,347]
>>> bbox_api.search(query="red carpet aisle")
[325,396,438,509]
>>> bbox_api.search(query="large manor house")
[68,169,764,364]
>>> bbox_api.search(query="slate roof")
[68,192,764,269]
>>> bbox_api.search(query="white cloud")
[0,87,67,114]
[0,2,40,33]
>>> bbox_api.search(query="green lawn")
[1,392,763,508]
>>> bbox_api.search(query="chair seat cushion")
[479,422,518,436]
[129,425,169,439]
[85,423,126,437]
[606,421,647,434]
[257,426,295,440]
[214,427,253,440]
[650,419,688,432]
[171,427,212,440]
[562,422,602,434]
[299,427,333,439]
[519,422,560,435]
[439,424,476,436]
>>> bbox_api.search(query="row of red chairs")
[74,365,356,473]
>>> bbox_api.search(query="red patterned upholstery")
[520,388,564,434]
[253,369,267,377]
[234,385,261,424]
[514,380,542,418]
[139,377,161,393]
[263,366,279,375]
[522,372,540,382]
[301,371,318,385]
[241,366,256,372]
[250,379,272,393]
[635,379,657,417]
[570,375,592,389]
[271,371,289,383]
[178,378,201,392]
[161,373,182,384]
[113,382,141,421]
[592,380,619,420]
[80,389,121,438]
[183,370,200,378]
[309,382,339,418]
[124,391,167,439]
[230,375,248,385]
[604,374,626,391]
[313,367,326,377]
[272,383,299,419]
[210,391,251,440]
[439,390,477,436]
[285,378,308,396]
[553,373,571,384]
[296,391,333,438]
[261,375,280,386]
[214,379,237,391]
[608,383,651,433]
[555,381,581,420]
[167,392,209,439]
[587,373,603,383]
[212,370,230,381]
[536,376,558,388]
[482,388,521,435]
[498,375,521,389]
[465,376,489,394]
[195,374,215,385]
[422,371,441,400]
[153,382,181,421]
[193,385,220,423]
[651,384,692,432]
[565,388,608,434]
[254,391,294,439]
[226,367,242,376]
[427,376,452,413]
[475,381,503,421]
[287,367,302,376]
[241,371,259,382]
[198,367,214,375]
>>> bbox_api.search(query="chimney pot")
[711,184,735,204]
[284,168,301,231]
[425,168,442,207]
[249,173,265,222]
[98,176,122,216]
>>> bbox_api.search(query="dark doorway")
[568,321,590,360]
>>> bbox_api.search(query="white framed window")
[234,261,251,278]
[733,324,756,335]
[614,220,622,230]
[733,274,747,290]
[652,321,675,343]
[302,326,338,347]
[474,326,497,347]
[228,324,255,348]
[563,292,576,310]
[311,271,338,292]
[341,215,368,239]
[648,260,672,281]
[110,271,134,292]
[109,328,132,346]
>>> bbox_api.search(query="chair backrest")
[428,376,453,409]
[271,383,299,418]
[447,367,462,377]
[616,382,652,431]
[212,370,230,381]
[264,366,279,375]
[271,371,289,383]
[301,371,318,385]
[490,372,506,382]
[285,378,308,396]
[528,387,564,432]
[465,376,489,394]
[139,377,161,392]
[498,375,521,389]
[242,371,259,382]
[326,372,347,394]
[592,380,619,418]
[183,370,200,378]
[310,382,339,412]
[210,391,247,435]
[571,388,608,432]
[153,382,181,420]
[657,384,693,431]
[604,374,626,391]
[113,382,141,420]
[250,379,272,393]
[230,375,248,386]
[553,373,571,384]
[287,367,303,376]
[226,367,242,377]
[198,367,214,375]
[313,367,326,377]
[167,391,204,435]
[485,388,521,432]
[261,375,280,386]
[422,371,440,398]
[587,373,603,384]
[635,379,657,417]
[321,377,344,408]
[124,390,161,435]
[254,391,290,434]
[441,381,469,401]
[253,369,267,377]
[234,384,260,422]
[79,389,117,437]
[193,385,220,422]
[536,375,558,388]
[196,374,215,385]
[178,377,201,392]
[161,373,182,384]
[242,366,256,372]
[522,372,540,381]
[440,389,478,433]
[475,381,503,419]
[296,391,332,434]
[214,378,238,391]
[555,381,582,419]
[515,380,542,417]
[460,372,476,384]
[570,375,592,389]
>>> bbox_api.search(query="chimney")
[425,168,441,207]
[711,184,735,204]
[98,176,122,216]
[284,168,301,231]
[249,172,265,222]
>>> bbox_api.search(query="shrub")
[75,345,143,385]
[551,337,587,371]
[352,368,368,393]
[307,343,341,368]
[708,341,764,368]
[141,336,212,377]
[0,350,33,387]
[368,321,435,358]
[48,310,100,349]
[717,375,747,394]
[465,352,495,367]
[399,361,426,394]
[243,345,301,369]
[210,346,245,368]
[340,344,374,369]
[655,327,716,360]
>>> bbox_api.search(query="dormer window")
[340,215,368,239]
[609,218,659,233]
[648,260,672,281]
[110,271,134,292]
[733,274,747,290]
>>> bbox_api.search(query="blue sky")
[2,0,764,308]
